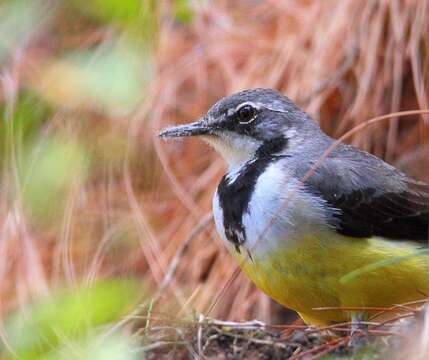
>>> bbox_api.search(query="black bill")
[159,118,212,138]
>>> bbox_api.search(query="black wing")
[298,144,429,242]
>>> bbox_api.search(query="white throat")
[202,134,261,169]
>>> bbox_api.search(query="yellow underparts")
[234,235,429,325]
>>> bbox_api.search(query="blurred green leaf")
[68,0,158,48]
[32,41,152,116]
[20,137,89,224]
[71,0,142,24]
[173,0,193,24]
[4,280,141,359]
[9,93,51,143]
[0,0,53,63]
[41,333,139,360]
[0,92,51,167]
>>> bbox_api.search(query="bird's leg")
[348,313,368,348]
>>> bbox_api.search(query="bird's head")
[159,88,322,168]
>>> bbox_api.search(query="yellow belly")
[234,235,429,325]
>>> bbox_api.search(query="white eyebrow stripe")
[234,101,260,112]
[226,101,261,117]
[259,104,290,113]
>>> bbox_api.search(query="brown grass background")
[1,0,428,327]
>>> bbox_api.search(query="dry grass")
[133,302,429,359]
[0,0,429,357]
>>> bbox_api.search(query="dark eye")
[237,105,256,124]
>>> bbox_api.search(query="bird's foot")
[348,314,369,349]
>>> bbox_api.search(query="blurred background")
[0,0,428,358]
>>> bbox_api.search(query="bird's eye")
[237,105,256,124]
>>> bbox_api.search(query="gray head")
[159,88,323,167]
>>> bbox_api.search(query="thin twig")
[153,212,213,302]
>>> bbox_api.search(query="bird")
[159,88,429,328]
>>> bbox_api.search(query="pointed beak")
[159,117,212,138]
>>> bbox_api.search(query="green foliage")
[32,41,152,116]
[41,334,138,360]
[72,0,143,24]
[3,280,142,359]
[0,92,51,163]
[70,0,158,41]
[173,0,194,24]
[19,136,89,224]
[63,42,150,115]
[0,1,166,358]
[0,92,90,227]
[0,0,52,63]
[7,93,50,145]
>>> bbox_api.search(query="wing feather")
[297,144,429,243]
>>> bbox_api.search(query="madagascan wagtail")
[159,88,429,326]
